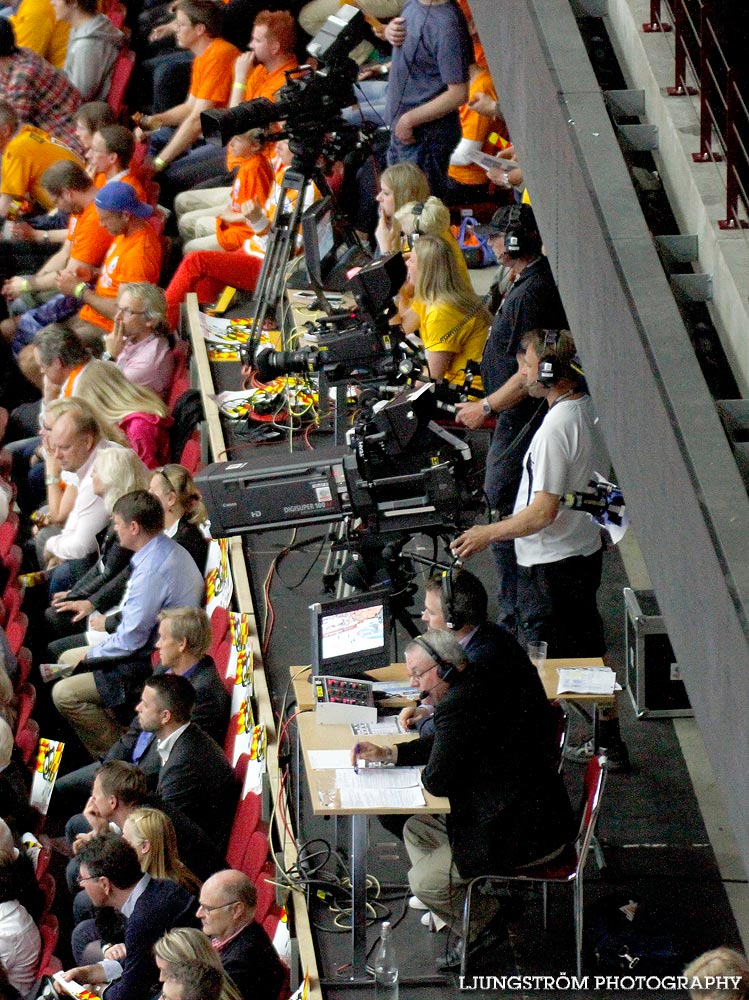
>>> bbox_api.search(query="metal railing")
[642,0,749,229]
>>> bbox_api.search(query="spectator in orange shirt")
[56,181,163,347]
[177,129,274,252]
[2,161,111,367]
[153,9,298,194]
[444,58,502,205]
[135,0,239,192]
[88,126,148,203]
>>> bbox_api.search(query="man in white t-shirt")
[452,328,606,655]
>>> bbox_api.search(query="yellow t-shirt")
[11,0,70,67]
[1,126,83,210]
[412,299,488,390]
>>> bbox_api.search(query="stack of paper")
[557,668,618,695]
[336,767,425,809]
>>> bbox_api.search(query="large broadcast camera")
[201,5,366,152]
[196,382,485,540]
[252,252,407,380]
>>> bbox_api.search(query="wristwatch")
[481,398,493,416]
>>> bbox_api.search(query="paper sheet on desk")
[557,668,618,695]
[308,750,354,770]
[336,767,425,809]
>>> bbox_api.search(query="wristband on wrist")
[481,398,493,416]
[153,156,166,170]
[73,282,87,299]
[232,81,247,90]
[20,278,29,292]
[45,475,61,486]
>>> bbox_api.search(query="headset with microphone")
[440,566,464,632]
[535,329,585,388]
[411,635,458,685]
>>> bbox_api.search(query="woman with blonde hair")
[149,464,208,572]
[403,234,491,388]
[74,359,173,469]
[45,447,150,645]
[374,163,431,255]
[154,928,241,1000]
[122,808,202,895]
[685,948,749,1000]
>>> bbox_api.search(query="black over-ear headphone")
[412,635,458,684]
[441,568,465,632]
[502,205,528,258]
[411,201,425,237]
[536,329,585,388]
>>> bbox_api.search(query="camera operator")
[451,329,630,769]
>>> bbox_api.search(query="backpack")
[169,389,205,462]
[587,894,684,974]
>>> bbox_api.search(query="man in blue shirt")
[383,0,471,198]
[52,490,205,759]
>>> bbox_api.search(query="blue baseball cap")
[95,181,153,218]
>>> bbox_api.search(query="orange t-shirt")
[66,200,112,267]
[11,0,70,67]
[216,152,275,252]
[79,223,163,332]
[93,171,148,203]
[449,66,501,187]
[191,37,241,105]
[245,56,299,101]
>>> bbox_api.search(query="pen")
[354,743,360,775]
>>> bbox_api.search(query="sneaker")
[421,910,447,932]
[408,895,428,911]
[564,738,632,773]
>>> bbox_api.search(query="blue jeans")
[387,112,462,200]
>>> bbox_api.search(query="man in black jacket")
[197,870,286,1000]
[355,629,575,971]
[58,834,197,1000]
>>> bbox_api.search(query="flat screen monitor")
[309,590,391,677]
[302,196,338,287]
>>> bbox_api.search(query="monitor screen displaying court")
[309,590,391,677]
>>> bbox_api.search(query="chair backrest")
[0,513,19,557]
[37,913,61,976]
[226,791,262,869]
[107,48,136,118]
[15,681,36,736]
[6,612,28,657]
[2,545,22,589]
[548,700,570,773]
[2,586,21,628]
[15,647,32,687]
[16,717,39,766]
[179,435,202,474]
[576,754,608,864]
[38,871,56,915]
[210,606,230,649]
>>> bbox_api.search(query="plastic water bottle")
[374,921,399,1000]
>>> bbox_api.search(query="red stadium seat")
[15,681,35,737]
[226,792,262,869]
[38,872,56,916]
[6,612,28,656]
[255,867,277,925]
[1,585,21,629]
[0,512,19,558]
[210,606,230,649]
[37,913,62,976]
[179,435,202,474]
[2,544,22,590]
[15,647,32,688]
[233,752,249,785]
[107,48,136,119]
[16,718,39,767]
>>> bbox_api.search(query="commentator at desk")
[354,628,575,971]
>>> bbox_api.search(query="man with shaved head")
[196,869,285,1000]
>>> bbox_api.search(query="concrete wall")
[469,0,749,869]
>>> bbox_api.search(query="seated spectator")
[50,489,205,758]
[36,397,120,591]
[0,854,41,996]
[177,129,274,252]
[104,283,175,400]
[10,0,70,69]
[45,445,150,643]
[136,0,239,191]
[372,162,430,256]
[198,870,286,1000]
[59,761,225,886]
[75,359,173,468]
[131,674,238,844]
[142,9,297,197]
[402,233,490,389]
[149,465,209,572]
[1,161,112,358]
[0,661,16,734]
[163,960,223,1000]
[55,181,163,345]
[0,18,82,153]
[0,100,83,225]
[155,928,241,1000]
[0,720,34,840]
[58,834,197,1000]
[89,125,147,200]
[0,820,43,924]
[123,807,202,893]
[52,0,123,101]
[73,101,116,169]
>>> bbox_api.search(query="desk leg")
[350,813,369,980]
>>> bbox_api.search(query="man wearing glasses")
[103,282,174,400]
[197,870,286,1000]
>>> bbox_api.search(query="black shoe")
[436,938,463,972]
